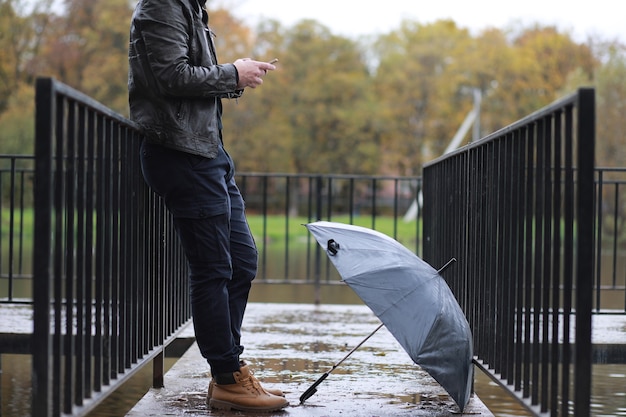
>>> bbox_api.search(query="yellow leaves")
[1,2,624,168]
[209,7,255,62]
[0,81,35,154]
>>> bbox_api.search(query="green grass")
[1,207,34,239]
[246,214,420,250]
[1,210,420,247]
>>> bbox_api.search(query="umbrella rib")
[377,284,433,317]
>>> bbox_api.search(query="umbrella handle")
[299,322,385,404]
[299,372,328,404]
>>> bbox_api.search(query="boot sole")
[207,391,286,401]
[209,398,289,412]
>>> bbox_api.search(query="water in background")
[2,314,625,416]
[1,248,625,416]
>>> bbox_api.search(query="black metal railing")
[0,155,34,302]
[422,88,596,416]
[0,162,423,292]
[237,173,422,283]
[594,167,626,313]
[22,77,424,416]
[1,80,624,416]
[4,160,626,309]
[31,78,191,417]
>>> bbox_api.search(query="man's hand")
[233,58,277,89]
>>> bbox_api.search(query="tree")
[0,1,622,173]
[373,20,475,175]
[588,41,626,167]
[0,81,35,155]
[223,19,380,175]
[512,25,596,110]
[0,0,56,154]
[0,0,54,115]
[0,0,21,114]
[371,21,602,175]
[33,0,133,114]
[278,20,379,174]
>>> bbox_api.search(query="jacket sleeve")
[133,0,241,98]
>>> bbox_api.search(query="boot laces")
[249,369,271,393]
[241,373,264,394]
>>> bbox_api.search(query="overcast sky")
[228,0,624,42]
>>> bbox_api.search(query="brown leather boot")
[207,377,284,401]
[208,364,289,412]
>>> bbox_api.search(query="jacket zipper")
[176,100,185,120]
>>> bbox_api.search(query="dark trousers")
[140,140,257,375]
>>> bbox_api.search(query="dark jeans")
[140,140,257,375]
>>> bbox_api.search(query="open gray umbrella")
[304,221,473,411]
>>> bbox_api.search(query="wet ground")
[127,303,493,416]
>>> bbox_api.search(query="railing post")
[32,77,54,417]
[313,175,323,304]
[574,87,595,417]
[8,158,16,301]
[152,350,165,388]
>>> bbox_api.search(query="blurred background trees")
[0,0,624,171]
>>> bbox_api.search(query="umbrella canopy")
[305,221,473,411]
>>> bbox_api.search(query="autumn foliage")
[1,0,625,172]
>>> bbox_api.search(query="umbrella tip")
[437,257,457,274]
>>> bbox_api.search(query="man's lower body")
[140,140,288,411]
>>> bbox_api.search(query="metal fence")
[0,155,34,302]
[594,167,626,312]
[0,165,423,292]
[422,88,596,416]
[31,77,191,417]
[4,161,626,308]
[0,77,423,416]
[0,80,624,416]
[236,173,422,284]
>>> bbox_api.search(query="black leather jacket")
[128,0,242,158]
